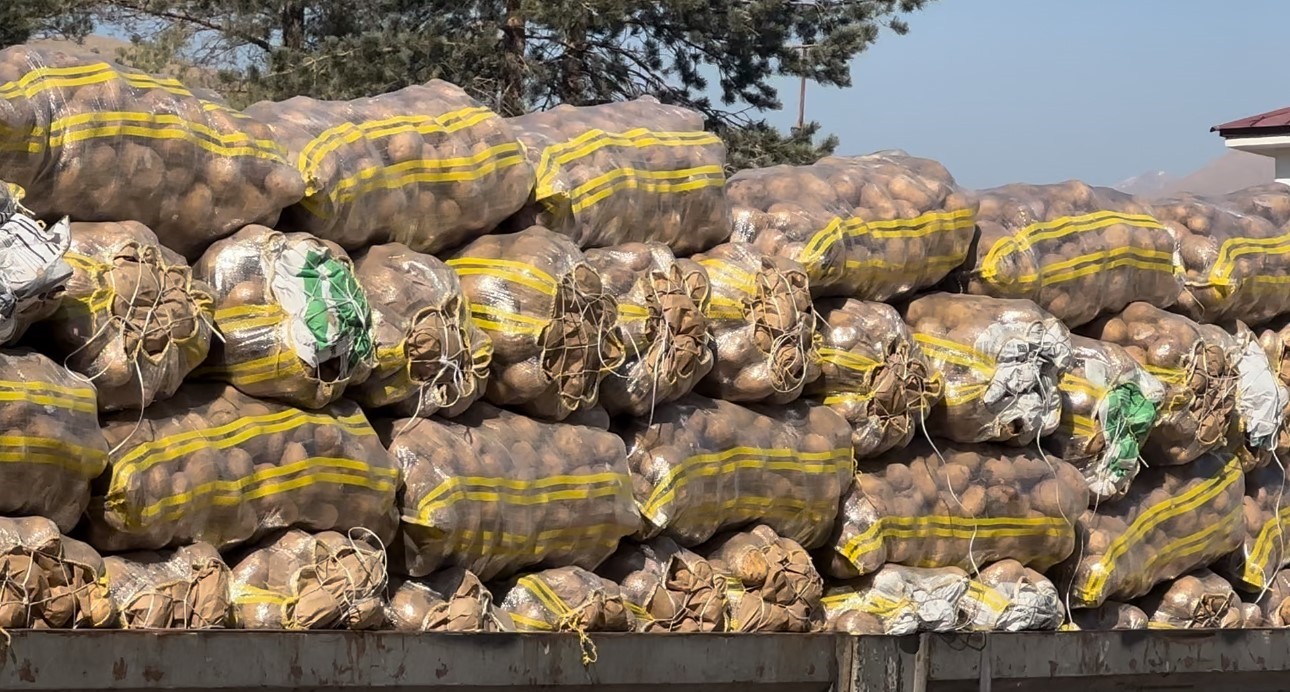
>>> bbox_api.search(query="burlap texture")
[697,525,824,633]
[0,516,116,629]
[104,542,231,629]
[384,568,510,632]
[597,537,727,632]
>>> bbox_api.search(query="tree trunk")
[281,0,306,51]
[499,0,526,115]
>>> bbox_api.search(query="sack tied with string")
[597,536,728,633]
[0,349,108,530]
[88,382,399,553]
[694,242,819,404]
[0,181,72,345]
[961,182,1180,327]
[615,394,853,549]
[104,542,231,629]
[1260,320,1290,457]
[697,524,824,633]
[1137,570,1248,629]
[1153,192,1290,326]
[498,566,635,636]
[447,226,621,421]
[0,46,304,259]
[246,81,532,254]
[1214,461,1290,593]
[806,298,942,459]
[959,559,1063,632]
[34,220,213,412]
[505,97,729,255]
[727,151,977,300]
[822,439,1089,580]
[1198,322,1287,470]
[384,568,511,632]
[584,243,713,417]
[1256,569,1290,626]
[194,225,375,410]
[230,529,387,630]
[822,564,970,635]
[0,516,116,629]
[902,293,1073,445]
[1055,451,1245,609]
[1048,335,1164,502]
[350,243,491,418]
[1081,302,1237,466]
[1065,601,1148,631]
[381,403,637,581]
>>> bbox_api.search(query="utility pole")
[794,44,816,130]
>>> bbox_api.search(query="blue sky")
[753,0,1287,188]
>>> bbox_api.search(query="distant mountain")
[1116,150,1275,198]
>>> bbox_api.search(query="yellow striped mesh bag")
[618,395,853,549]
[728,151,977,300]
[246,81,532,254]
[1048,335,1165,503]
[1083,302,1236,466]
[1137,570,1246,629]
[694,243,819,404]
[903,293,1073,445]
[0,349,107,531]
[959,560,1063,632]
[1055,451,1245,609]
[964,182,1181,327]
[822,439,1089,580]
[194,225,376,410]
[505,97,729,255]
[87,382,399,553]
[806,297,942,459]
[381,403,637,581]
[1154,191,1290,325]
[36,220,214,412]
[584,243,714,417]
[1215,461,1290,592]
[499,567,635,649]
[350,243,491,419]
[0,46,304,259]
[448,227,622,421]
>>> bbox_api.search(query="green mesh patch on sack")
[1102,383,1156,480]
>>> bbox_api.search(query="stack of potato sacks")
[9,39,1290,638]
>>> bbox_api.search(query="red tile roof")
[1214,106,1290,135]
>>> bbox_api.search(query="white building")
[1214,108,1290,186]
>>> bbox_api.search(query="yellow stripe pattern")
[841,515,1072,567]
[796,209,976,282]
[1242,504,1290,589]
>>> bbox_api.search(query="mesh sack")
[584,243,713,417]
[1137,570,1244,629]
[1055,451,1245,609]
[498,566,635,640]
[1198,322,1287,470]
[0,348,108,530]
[246,82,531,253]
[903,293,1073,445]
[0,46,304,259]
[35,221,213,411]
[1256,569,1290,626]
[0,516,115,629]
[615,394,853,549]
[381,403,636,581]
[505,97,729,254]
[88,382,399,552]
[694,243,819,404]
[1081,302,1237,466]
[0,182,72,345]
[1215,461,1290,592]
[1048,335,1165,502]
[806,298,942,459]
[823,439,1089,580]
[447,226,621,421]
[697,524,824,633]
[384,568,510,632]
[1153,193,1290,326]
[194,225,375,410]
[1065,601,1148,630]
[822,564,970,635]
[960,560,1063,632]
[727,151,977,300]
[597,536,728,632]
[1223,183,1290,229]
[1260,321,1290,457]
[961,182,1180,326]
[230,528,386,630]
[104,542,231,629]
[350,243,491,418]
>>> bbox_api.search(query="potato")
[498,566,634,633]
[695,525,822,632]
[1053,451,1245,608]
[1214,462,1290,591]
[88,382,398,553]
[104,542,230,629]
[1137,570,1244,629]
[728,151,976,300]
